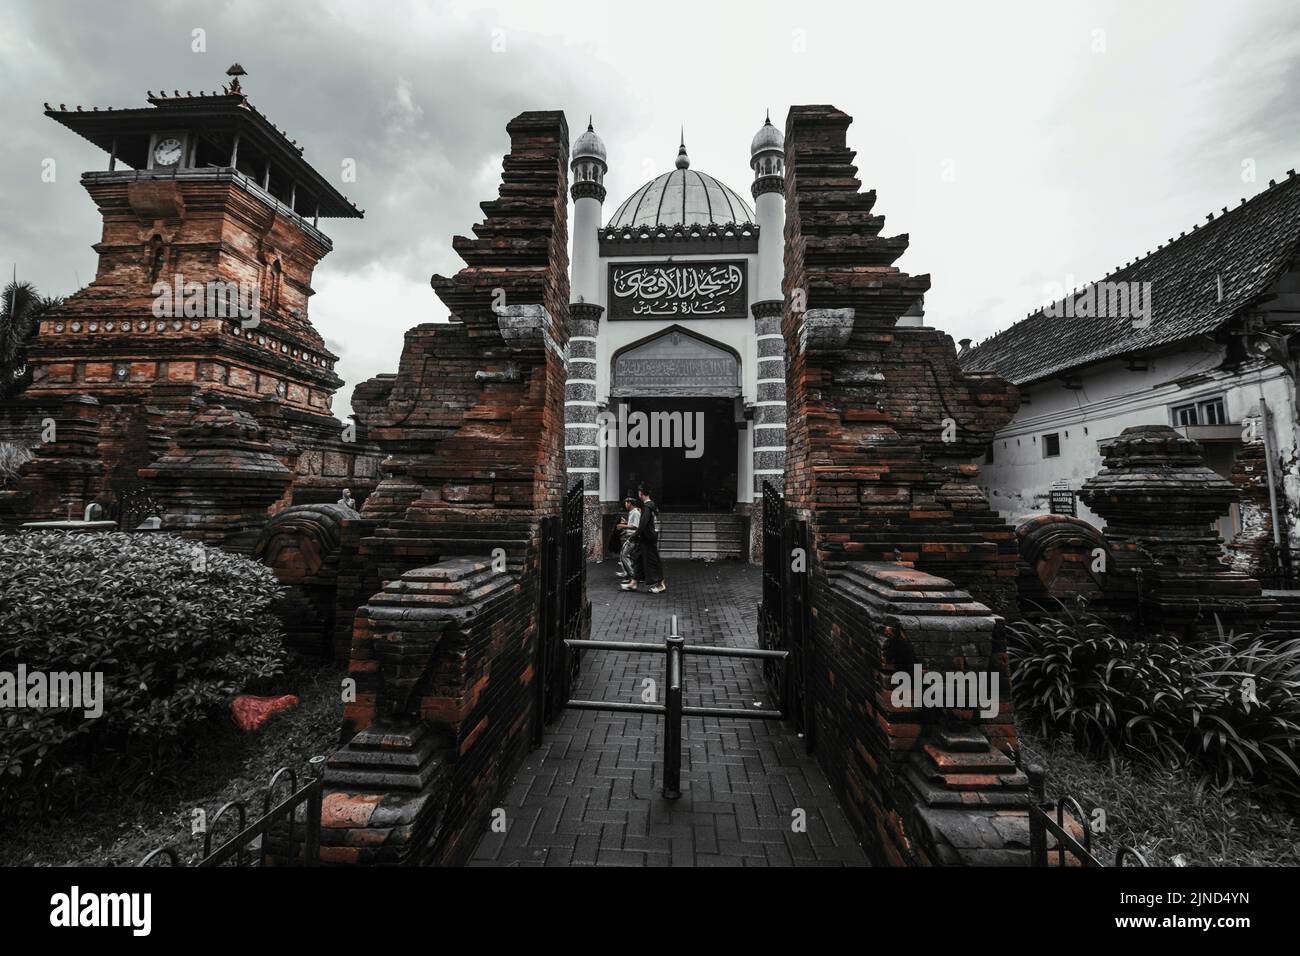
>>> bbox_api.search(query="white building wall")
[978,343,1299,548]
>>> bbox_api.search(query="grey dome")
[572,121,606,165]
[750,117,783,157]
[608,167,754,229]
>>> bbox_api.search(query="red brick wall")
[323,111,576,865]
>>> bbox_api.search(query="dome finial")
[749,113,785,166]
[676,125,690,169]
[572,120,607,169]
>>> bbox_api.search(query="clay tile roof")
[960,170,1300,385]
[45,90,362,218]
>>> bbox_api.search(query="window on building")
[1171,396,1228,427]
[984,443,994,464]
[1042,433,1061,458]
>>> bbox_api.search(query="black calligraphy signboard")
[608,260,747,320]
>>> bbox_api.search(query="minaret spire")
[675,125,690,170]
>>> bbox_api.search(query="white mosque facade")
[564,118,787,560]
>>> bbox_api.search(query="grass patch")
[1018,720,1300,867]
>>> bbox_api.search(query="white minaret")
[751,111,785,303]
[570,118,607,304]
[749,112,787,560]
[567,119,607,554]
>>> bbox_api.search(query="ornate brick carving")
[255,502,359,656]
[1015,513,1110,612]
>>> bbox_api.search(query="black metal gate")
[758,481,813,749]
[535,480,587,742]
[565,614,788,799]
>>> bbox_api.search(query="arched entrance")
[609,326,742,511]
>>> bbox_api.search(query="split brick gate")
[291,104,1038,866]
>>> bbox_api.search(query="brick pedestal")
[1080,424,1278,634]
[138,402,293,552]
[0,394,104,525]
[815,563,1028,865]
[323,557,517,864]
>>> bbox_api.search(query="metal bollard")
[662,615,685,799]
[1027,764,1047,867]
[306,754,326,866]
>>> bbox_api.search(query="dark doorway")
[617,397,737,511]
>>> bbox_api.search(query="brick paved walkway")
[470,559,868,867]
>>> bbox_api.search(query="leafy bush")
[0,532,286,818]
[1007,608,1300,800]
[0,441,33,489]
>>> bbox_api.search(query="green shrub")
[0,532,286,818]
[1007,609,1300,800]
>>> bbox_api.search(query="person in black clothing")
[637,483,666,593]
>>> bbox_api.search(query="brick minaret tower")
[4,65,379,520]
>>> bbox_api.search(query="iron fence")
[1026,764,1149,868]
[758,481,813,750]
[139,757,325,867]
[535,480,587,743]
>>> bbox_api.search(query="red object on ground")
[230,694,299,731]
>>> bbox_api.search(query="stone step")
[652,512,745,559]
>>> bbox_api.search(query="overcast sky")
[4,0,1300,417]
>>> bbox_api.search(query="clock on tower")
[150,134,186,168]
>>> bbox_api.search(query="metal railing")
[139,756,326,867]
[1026,764,1149,868]
[564,615,788,798]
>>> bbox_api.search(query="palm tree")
[0,280,63,399]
